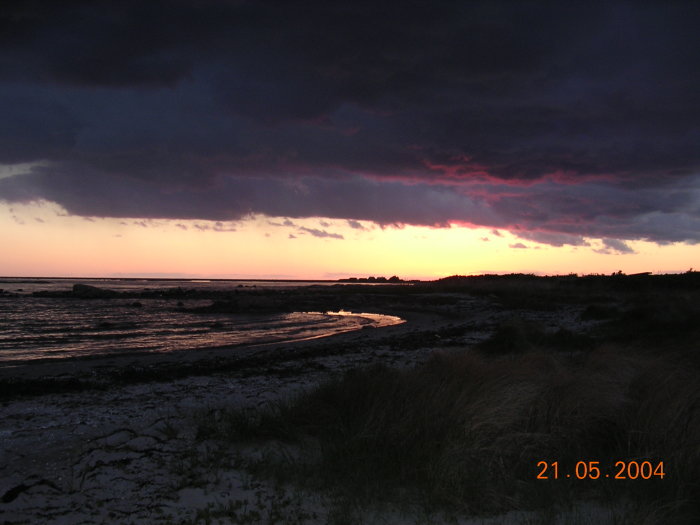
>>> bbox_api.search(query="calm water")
[0,278,404,363]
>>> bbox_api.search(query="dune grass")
[199,337,699,523]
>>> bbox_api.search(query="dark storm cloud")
[0,165,501,226]
[1,1,700,245]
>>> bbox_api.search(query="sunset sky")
[1,1,699,279]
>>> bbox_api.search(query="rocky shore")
[2,275,697,524]
[0,287,511,523]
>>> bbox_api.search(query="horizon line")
[1,270,696,282]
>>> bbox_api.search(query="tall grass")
[192,285,700,522]
[206,345,699,522]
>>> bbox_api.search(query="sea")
[0,278,404,363]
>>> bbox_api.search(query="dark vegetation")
[338,275,406,283]
[203,349,699,522]
[191,272,700,523]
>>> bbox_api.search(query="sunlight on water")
[0,280,404,362]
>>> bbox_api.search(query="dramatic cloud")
[0,1,699,246]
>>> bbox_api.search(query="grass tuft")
[200,345,699,521]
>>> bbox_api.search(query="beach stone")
[126,435,161,452]
[96,429,135,447]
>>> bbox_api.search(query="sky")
[1,1,699,279]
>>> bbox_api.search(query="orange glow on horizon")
[1,201,698,280]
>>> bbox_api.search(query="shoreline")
[5,279,665,524]
[0,309,446,394]
[0,306,473,524]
